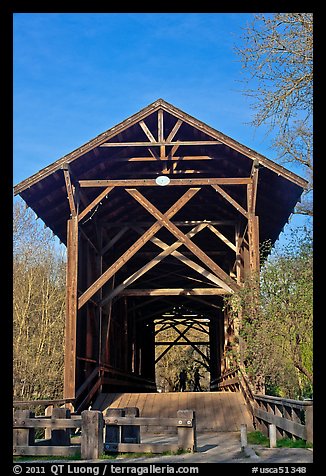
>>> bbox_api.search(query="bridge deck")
[92,391,254,432]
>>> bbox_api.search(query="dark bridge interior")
[14,99,307,412]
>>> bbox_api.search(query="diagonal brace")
[78,188,200,309]
[126,189,239,293]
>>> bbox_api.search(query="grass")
[247,431,313,449]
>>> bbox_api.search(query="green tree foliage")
[225,228,313,399]
[13,200,66,400]
[236,13,313,216]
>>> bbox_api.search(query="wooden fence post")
[305,404,313,444]
[51,408,71,446]
[45,405,53,440]
[177,410,196,452]
[240,423,247,448]
[269,424,277,448]
[81,410,104,460]
[122,407,140,443]
[13,410,35,447]
[104,408,124,452]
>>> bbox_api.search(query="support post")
[51,408,71,446]
[64,216,79,399]
[240,423,248,449]
[269,423,277,448]
[177,410,196,452]
[81,410,104,460]
[13,410,35,447]
[305,404,313,444]
[44,405,53,440]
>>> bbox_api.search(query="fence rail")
[13,407,196,459]
[217,367,313,443]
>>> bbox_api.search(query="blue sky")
[13,12,310,248]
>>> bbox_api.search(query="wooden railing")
[216,367,313,443]
[13,407,197,459]
[253,394,313,443]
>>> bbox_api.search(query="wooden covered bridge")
[14,99,308,432]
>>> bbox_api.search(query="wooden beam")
[211,184,248,218]
[64,217,78,399]
[247,183,260,274]
[77,188,200,309]
[79,177,252,187]
[166,119,183,142]
[103,220,236,227]
[250,161,259,214]
[63,167,77,217]
[126,189,239,293]
[139,120,156,142]
[120,288,228,296]
[100,140,222,147]
[99,223,208,306]
[207,224,236,252]
[235,223,242,284]
[127,155,212,162]
[78,186,114,222]
[145,233,232,289]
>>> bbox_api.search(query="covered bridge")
[14,98,307,412]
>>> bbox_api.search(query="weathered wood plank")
[254,408,306,439]
[79,177,252,187]
[78,188,200,309]
[81,410,104,460]
[127,155,212,162]
[139,120,156,142]
[166,119,183,142]
[119,288,227,296]
[63,167,77,217]
[100,140,221,147]
[13,418,82,429]
[104,416,192,427]
[13,446,80,457]
[64,216,78,399]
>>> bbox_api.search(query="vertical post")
[247,182,260,275]
[305,404,313,444]
[235,222,242,284]
[81,410,104,460]
[269,423,277,448]
[51,408,71,446]
[45,405,53,440]
[240,423,247,449]
[104,408,124,452]
[122,407,140,443]
[177,410,196,452]
[64,216,79,399]
[13,410,35,447]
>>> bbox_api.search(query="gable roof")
[14,98,308,248]
[14,98,307,195]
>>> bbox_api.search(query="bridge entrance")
[14,99,306,413]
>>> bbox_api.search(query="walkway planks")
[92,391,254,432]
